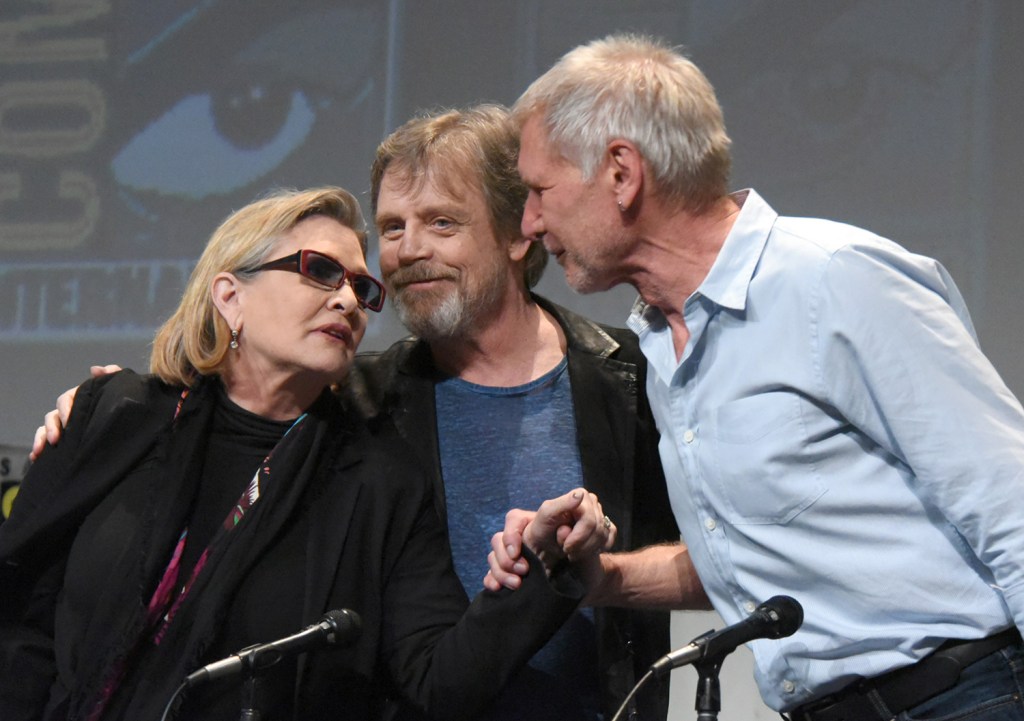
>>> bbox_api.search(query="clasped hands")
[484,488,616,592]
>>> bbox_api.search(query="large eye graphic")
[112,86,317,200]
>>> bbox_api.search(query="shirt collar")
[628,188,778,332]
[696,188,776,312]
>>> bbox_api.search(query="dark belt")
[790,627,1022,721]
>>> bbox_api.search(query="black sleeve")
[381,492,583,721]
[0,550,69,719]
[0,375,105,719]
[0,369,165,720]
[605,325,679,549]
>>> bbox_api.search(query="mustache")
[385,263,459,290]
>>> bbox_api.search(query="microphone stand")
[239,671,262,721]
[234,644,285,721]
[693,654,723,721]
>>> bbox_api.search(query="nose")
[328,279,362,315]
[396,223,430,265]
[521,192,544,242]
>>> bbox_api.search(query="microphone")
[185,608,362,687]
[651,595,803,677]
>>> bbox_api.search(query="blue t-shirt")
[436,357,602,720]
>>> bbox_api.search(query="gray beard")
[389,253,509,342]
[393,288,470,341]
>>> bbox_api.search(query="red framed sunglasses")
[250,249,386,312]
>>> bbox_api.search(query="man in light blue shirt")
[503,33,1024,720]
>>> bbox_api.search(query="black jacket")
[347,295,679,721]
[0,371,582,721]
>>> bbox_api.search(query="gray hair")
[514,34,731,213]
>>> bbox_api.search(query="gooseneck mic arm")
[185,608,362,688]
[158,609,363,721]
[609,596,804,721]
[650,595,804,678]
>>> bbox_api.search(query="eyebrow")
[376,203,470,225]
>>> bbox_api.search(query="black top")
[180,383,292,578]
[0,371,584,721]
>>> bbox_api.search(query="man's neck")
[428,291,567,387]
[625,195,738,313]
[626,194,742,361]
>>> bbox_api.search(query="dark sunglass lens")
[352,276,383,308]
[304,253,345,286]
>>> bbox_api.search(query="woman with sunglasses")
[0,187,608,721]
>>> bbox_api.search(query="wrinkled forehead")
[379,160,482,208]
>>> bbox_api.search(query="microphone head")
[757,595,803,639]
[321,608,362,646]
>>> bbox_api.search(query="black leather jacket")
[346,295,678,721]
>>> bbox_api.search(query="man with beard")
[31,105,706,720]
[346,104,707,721]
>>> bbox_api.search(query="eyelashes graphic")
[112,85,318,201]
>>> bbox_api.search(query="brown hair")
[371,104,547,287]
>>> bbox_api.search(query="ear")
[605,138,644,210]
[507,233,532,263]
[211,272,243,329]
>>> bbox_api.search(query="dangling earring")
[230,328,240,350]
[617,198,626,213]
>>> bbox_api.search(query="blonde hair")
[371,104,548,288]
[150,186,366,386]
[514,34,731,213]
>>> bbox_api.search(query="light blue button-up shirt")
[628,189,1024,710]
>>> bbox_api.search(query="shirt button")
[683,429,696,444]
[744,600,757,613]
[783,680,796,693]
[704,517,717,531]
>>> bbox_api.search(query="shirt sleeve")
[812,242,1024,632]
